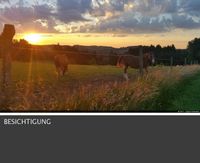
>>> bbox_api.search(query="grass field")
[1,59,200,111]
[11,60,136,82]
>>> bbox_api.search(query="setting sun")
[24,33,42,44]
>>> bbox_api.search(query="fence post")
[184,58,187,65]
[1,24,15,92]
[139,46,143,76]
[170,56,173,70]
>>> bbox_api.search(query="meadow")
[0,59,200,111]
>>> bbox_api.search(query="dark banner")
[0,116,199,162]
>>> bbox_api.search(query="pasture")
[10,60,134,83]
[0,59,200,111]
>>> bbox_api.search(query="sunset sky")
[0,0,200,48]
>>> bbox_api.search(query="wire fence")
[11,46,199,66]
[12,46,121,57]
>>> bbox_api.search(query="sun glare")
[24,33,42,44]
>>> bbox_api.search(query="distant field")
[0,59,200,111]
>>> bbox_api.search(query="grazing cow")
[117,52,155,80]
[54,54,69,77]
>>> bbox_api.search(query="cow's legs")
[56,67,59,75]
[62,69,65,76]
[62,65,68,76]
[123,65,129,81]
[56,67,62,78]
[145,67,148,74]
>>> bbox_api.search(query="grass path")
[171,73,200,111]
[148,72,200,111]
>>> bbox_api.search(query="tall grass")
[132,65,200,111]
[0,61,199,111]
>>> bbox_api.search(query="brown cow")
[54,54,69,77]
[117,52,155,80]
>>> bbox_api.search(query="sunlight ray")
[24,47,34,109]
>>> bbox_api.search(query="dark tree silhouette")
[187,38,200,62]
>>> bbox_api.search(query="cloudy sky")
[0,0,200,48]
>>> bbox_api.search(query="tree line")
[130,37,200,65]
[0,37,200,66]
